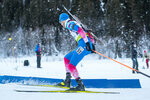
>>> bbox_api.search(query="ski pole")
[92,50,150,78]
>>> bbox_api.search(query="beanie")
[59,13,69,23]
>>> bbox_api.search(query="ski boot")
[132,70,135,74]
[69,77,85,91]
[57,72,71,88]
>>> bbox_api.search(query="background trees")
[0,0,150,58]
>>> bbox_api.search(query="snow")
[0,55,150,100]
[1,83,149,100]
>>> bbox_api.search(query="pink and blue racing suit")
[64,19,94,79]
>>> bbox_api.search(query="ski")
[63,5,104,45]
[17,84,119,94]
[21,84,70,89]
[15,89,120,94]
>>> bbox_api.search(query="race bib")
[76,46,84,55]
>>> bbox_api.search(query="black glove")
[91,44,95,53]
[86,42,96,53]
[86,42,92,51]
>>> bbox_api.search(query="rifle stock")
[63,5,104,45]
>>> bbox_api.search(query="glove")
[86,42,96,53]
[91,44,95,53]
[86,42,92,51]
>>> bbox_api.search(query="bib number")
[76,46,84,55]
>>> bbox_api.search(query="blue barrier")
[0,75,141,88]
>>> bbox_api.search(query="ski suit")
[64,19,94,79]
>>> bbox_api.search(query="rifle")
[63,5,104,45]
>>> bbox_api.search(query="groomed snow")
[0,55,150,100]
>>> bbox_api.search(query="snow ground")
[0,83,150,100]
[0,55,150,100]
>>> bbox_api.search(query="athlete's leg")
[64,51,74,72]
[68,46,90,79]
[57,51,74,87]
[68,38,92,91]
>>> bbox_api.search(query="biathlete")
[58,13,95,91]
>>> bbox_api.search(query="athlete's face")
[61,20,66,28]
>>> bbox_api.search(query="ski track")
[0,55,150,100]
